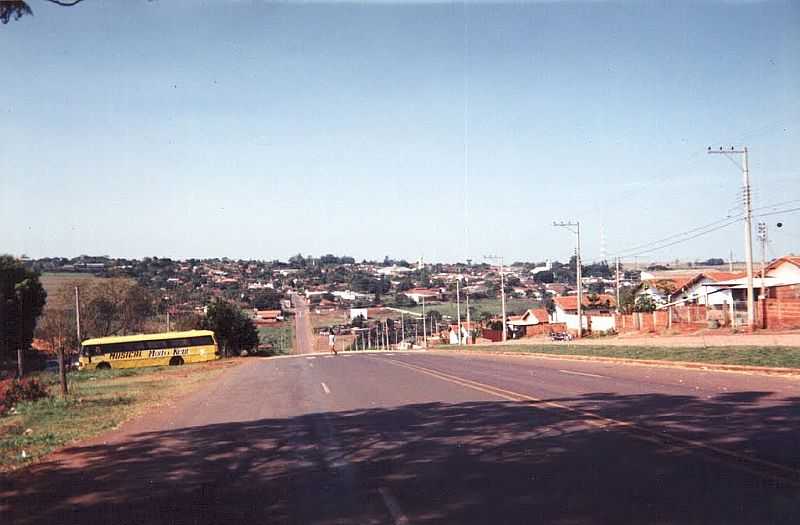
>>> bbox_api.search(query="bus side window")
[189,336,214,346]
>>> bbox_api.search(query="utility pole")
[615,257,621,314]
[74,286,82,344]
[401,312,405,344]
[757,221,768,284]
[422,295,427,348]
[484,255,507,342]
[729,249,734,272]
[554,221,583,338]
[455,276,461,342]
[757,221,768,328]
[708,146,755,329]
[465,276,471,345]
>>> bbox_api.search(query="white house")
[403,288,441,304]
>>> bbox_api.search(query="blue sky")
[1,0,798,263]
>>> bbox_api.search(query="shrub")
[0,378,50,416]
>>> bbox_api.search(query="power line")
[609,215,742,257]
[618,217,743,258]
[751,199,800,213]
[753,206,800,219]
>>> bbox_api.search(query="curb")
[429,349,800,377]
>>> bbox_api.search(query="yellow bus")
[79,330,220,370]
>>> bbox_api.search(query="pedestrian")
[329,331,337,355]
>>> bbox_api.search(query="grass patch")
[0,361,230,472]
[258,324,294,355]
[451,344,800,369]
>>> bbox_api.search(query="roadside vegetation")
[257,324,294,355]
[0,362,231,472]
[452,344,800,369]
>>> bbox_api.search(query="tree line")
[1,256,259,384]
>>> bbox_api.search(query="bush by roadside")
[0,378,50,416]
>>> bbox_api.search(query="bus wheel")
[169,356,184,366]
[96,362,111,370]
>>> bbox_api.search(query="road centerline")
[558,369,605,378]
[321,382,331,394]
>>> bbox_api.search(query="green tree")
[201,300,259,357]
[0,256,47,375]
[634,294,657,312]
[81,278,154,337]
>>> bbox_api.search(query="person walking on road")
[329,331,337,355]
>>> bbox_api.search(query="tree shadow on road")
[3,390,800,524]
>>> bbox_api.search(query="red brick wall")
[763,290,800,330]
[615,306,709,334]
[523,323,566,337]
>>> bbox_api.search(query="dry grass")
[0,360,236,472]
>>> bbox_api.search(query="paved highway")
[4,351,800,524]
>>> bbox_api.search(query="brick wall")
[615,305,710,334]
[763,285,800,329]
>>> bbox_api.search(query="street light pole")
[554,221,583,338]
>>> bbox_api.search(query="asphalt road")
[4,351,800,524]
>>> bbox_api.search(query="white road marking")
[321,382,331,394]
[558,369,605,378]
[306,356,316,360]
[379,487,410,525]
[324,355,334,359]
[343,354,352,357]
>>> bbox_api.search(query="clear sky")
[1,0,798,264]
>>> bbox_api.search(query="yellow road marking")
[382,357,800,486]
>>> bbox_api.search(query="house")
[332,290,373,302]
[545,283,569,295]
[403,288,441,304]
[701,256,800,328]
[375,265,415,277]
[507,308,551,338]
[530,260,552,275]
[349,307,369,321]
[553,294,616,333]
[253,309,282,325]
[638,271,742,307]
